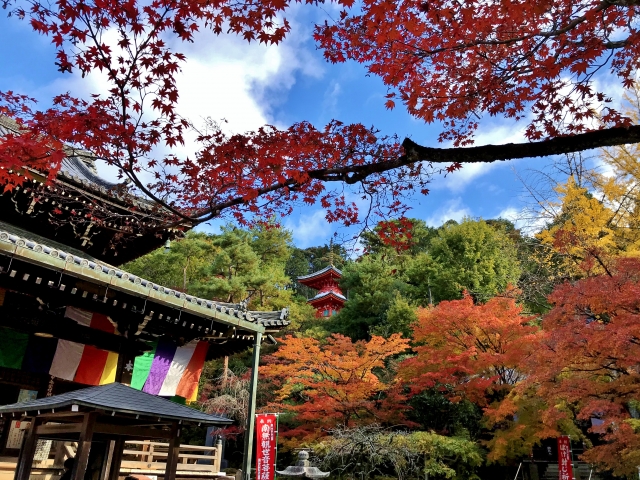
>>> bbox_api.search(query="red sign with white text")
[557,436,573,480]
[256,414,277,480]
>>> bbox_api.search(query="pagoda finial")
[328,239,334,267]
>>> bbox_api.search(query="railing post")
[241,332,262,480]
[214,438,223,473]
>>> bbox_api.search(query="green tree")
[123,231,217,293]
[334,218,522,340]
[425,218,521,303]
[332,253,408,340]
[314,425,483,480]
[360,218,438,256]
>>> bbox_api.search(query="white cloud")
[284,209,331,248]
[496,205,549,235]
[35,16,324,187]
[432,124,527,193]
[425,197,471,227]
[322,81,341,118]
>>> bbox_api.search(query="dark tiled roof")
[0,116,156,211]
[0,383,232,425]
[59,155,119,190]
[309,290,346,302]
[297,265,342,281]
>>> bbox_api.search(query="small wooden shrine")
[0,383,231,480]
[297,265,345,318]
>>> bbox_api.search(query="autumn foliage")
[261,334,408,443]
[399,293,539,407]
[318,0,640,144]
[519,258,640,476]
[2,0,640,233]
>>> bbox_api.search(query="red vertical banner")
[557,436,574,480]
[256,414,277,480]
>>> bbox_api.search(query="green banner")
[0,327,29,369]
[130,340,158,390]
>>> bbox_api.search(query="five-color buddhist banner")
[131,337,209,401]
[0,307,118,385]
[0,305,208,400]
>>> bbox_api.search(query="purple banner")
[142,339,177,395]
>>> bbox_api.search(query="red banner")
[557,436,573,480]
[256,414,277,480]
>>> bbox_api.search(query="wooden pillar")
[164,423,181,480]
[100,439,115,480]
[106,438,125,480]
[71,413,97,480]
[14,417,41,480]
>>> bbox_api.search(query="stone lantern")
[276,451,329,478]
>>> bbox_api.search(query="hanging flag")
[143,338,178,395]
[0,327,29,369]
[99,352,119,385]
[159,341,197,396]
[74,313,115,385]
[131,340,159,389]
[557,436,574,480]
[255,414,277,480]
[22,335,58,374]
[132,339,209,398]
[176,341,209,400]
[0,306,118,386]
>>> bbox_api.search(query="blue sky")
[0,6,563,249]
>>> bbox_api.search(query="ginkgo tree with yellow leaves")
[537,84,640,278]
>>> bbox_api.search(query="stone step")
[540,462,601,480]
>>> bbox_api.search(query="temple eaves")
[0,220,290,336]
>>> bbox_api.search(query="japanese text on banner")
[557,436,573,480]
[256,414,277,480]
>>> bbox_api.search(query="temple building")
[0,116,290,461]
[297,265,345,317]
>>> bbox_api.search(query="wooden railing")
[1,439,225,480]
[121,440,224,475]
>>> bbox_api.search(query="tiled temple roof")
[297,265,342,281]
[0,220,290,332]
[0,382,232,424]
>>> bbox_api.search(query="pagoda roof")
[307,291,346,306]
[0,116,187,264]
[297,265,342,282]
[309,290,346,302]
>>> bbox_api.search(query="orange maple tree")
[497,257,640,476]
[260,333,409,442]
[399,293,540,407]
[1,0,640,230]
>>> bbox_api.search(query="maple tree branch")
[408,1,613,57]
[337,125,640,185]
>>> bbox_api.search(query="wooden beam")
[241,331,262,480]
[164,423,180,480]
[70,412,97,480]
[93,423,173,440]
[36,411,86,419]
[37,424,82,436]
[14,418,40,480]
[100,439,115,480]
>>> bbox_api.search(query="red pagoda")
[298,265,346,317]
